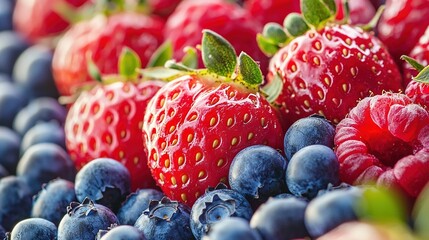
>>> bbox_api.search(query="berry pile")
[1,0,429,239]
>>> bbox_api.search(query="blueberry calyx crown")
[205,183,229,194]
[199,194,237,232]
[67,197,98,217]
[144,197,179,221]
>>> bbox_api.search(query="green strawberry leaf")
[413,183,429,238]
[261,72,284,103]
[181,46,198,69]
[284,13,310,37]
[401,55,425,72]
[202,29,237,78]
[238,52,263,87]
[414,65,429,83]
[147,41,173,68]
[118,47,141,79]
[140,67,183,81]
[355,187,407,224]
[87,57,102,82]
[301,0,336,28]
[262,23,288,44]
[257,33,280,57]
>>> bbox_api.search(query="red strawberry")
[244,0,375,26]
[65,48,165,190]
[164,0,269,74]
[142,30,284,206]
[52,12,165,97]
[377,0,429,64]
[403,56,429,110]
[334,92,429,199]
[403,27,429,87]
[13,0,90,44]
[258,0,402,131]
[147,0,182,19]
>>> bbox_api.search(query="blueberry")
[191,184,253,239]
[13,45,59,99]
[58,198,119,240]
[134,197,193,240]
[250,197,308,240]
[0,74,12,83]
[0,176,32,231]
[0,31,28,75]
[0,224,5,239]
[203,217,262,240]
[0,0,13,31]
[0,164,8,179]
[20,121,66,154]
[284,115,335,161]
[13,97,67,136]
[0,127,20,174]
[317,182,354,197]
[229,145,288,205]
[286,144,339,199]
[0,81,29,128]
[10,218,57,240]
[305,187,363,238]
[16,143,76,194]
[99,225,146,240]
[32,178,77,226]
[75,158,131,212]
[117,188,164,225]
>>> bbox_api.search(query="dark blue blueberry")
[229,145,287,206]
[13,45,59,99]
[10,218,57,240]
[250,197,308,240]
[273,193,308,202]
[286,145,339,199]
[0,74,12,83]
[0,164,8,179]
[117,188,164,225]
[20,121,66,154]
[134,197,193,240]
[203,217,262,240]
[284,115,335,161]
[58,198,119,240]
[0,127,20,174]
[317,182,354,197]
[0,176,32,231]
[17,143,75,194]
[0,224,5,239]
[191,184,253,239]
[32,178,77,226]
[13,97,67,136]
[98,225,146,240]
[305,187,363,238]
[0,81,29,128]
[0,31,29,75]
[0,0,13,31]
[75,158,131,212]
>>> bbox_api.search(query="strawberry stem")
[361,5,386,31]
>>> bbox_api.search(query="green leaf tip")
[118,47,141,79]
[257,33,280,57]
[87,56,102,82]
[261,73,284,103]
[147,41,173,68]
[262,23,288,44]
[414,65,429,84]
[202,29,237,78]
[238,52,263,87]
[301,0,336,28]
[181,46,198,69]
[401,55,425,72]
[283,13,310,37]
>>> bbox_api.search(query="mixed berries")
[1,0,429,239]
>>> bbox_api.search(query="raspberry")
[334,93,429,198]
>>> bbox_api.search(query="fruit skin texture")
[267,24,403,130]
[334,93,429,198]
[142,74,284,206]
[203,217,262,240]
[377,0,429,63]
[65,80,165,190]
[13,0,88,44]
[52,13,165,97]
[405,80,429,110]
[10,218,57,240]
[164,0,269,74]
[403,27,429,87]
[99,225,145,240]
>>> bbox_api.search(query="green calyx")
[401,55,429,84]
[258,0,347,57]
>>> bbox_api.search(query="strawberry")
[258,0,403,131]
[13,0,90,44]
[147,0,182,19]
[244,0,375,26]
[163,0,269,75]
[403,27,429,87]
[142,30,284,206]
[403,56,429,110]
[52,11,165,97]
[377,0,429,64]
[65,48,165,190]
[334,92,429,199]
